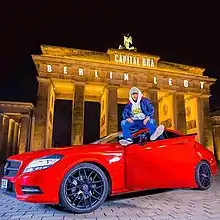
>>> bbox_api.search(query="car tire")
[195,161,212,190]
[59,163,109,214]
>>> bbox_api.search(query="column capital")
[107,84,119,89]
[148,89,159,92]
[3,114,9,119]
[73,81,86,86]
[37,77,50,83]
[200,94,211,99]
[138,87,149,93]
[14,121,20,126]
[174,92,185,95]
[211,115,220,120]
[9,118,15,123]
[21,114,30,117]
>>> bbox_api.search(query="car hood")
[8,143,121,161]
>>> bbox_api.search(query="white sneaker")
[119,138,133,146]
[150,125,165,141]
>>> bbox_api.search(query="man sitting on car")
[119,87,164,146]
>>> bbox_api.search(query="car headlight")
[23,154,63,173]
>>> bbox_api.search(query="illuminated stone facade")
[0,102,34,173]
[211,110,220,162]
[30,45,216,152]
[0,45,218,170]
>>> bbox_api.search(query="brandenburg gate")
[31,44,216,154]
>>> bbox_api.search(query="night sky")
[0,2,220,144]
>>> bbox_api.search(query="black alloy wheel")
[59,163,109,213]
[195,161,212,190]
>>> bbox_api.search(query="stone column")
[173,93,187,134]
[13,122,19,155]
[198,96,214,152]
[0,114,3,150]
[148,90,159,125]
[0,114,4,174]
[29,116,35,151]
[212,125,220,162]
[107,85,118,134]
[71,83,85,145]
[33,78,50,150]
[7,119,15,158]
[197,97,203,144]
[19,115,31,154]
[0,115,9,173]
[15,125,21,155]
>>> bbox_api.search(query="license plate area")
[1,179,8,190]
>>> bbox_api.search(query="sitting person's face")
[132,93,138,101]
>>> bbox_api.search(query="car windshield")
[90,132,122,144]
[90,129,183,145]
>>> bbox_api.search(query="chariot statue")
[119,33,137,52]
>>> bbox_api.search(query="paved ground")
[0,172,220,220]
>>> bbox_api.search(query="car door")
[157,134,196,188]
[125,134,196,190]
[125,138,167,190]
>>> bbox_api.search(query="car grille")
[4,160,21,177]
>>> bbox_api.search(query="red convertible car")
[1,128,217,214]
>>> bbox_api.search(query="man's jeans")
[121,119,157,139]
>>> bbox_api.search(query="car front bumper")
[2,167,63,204]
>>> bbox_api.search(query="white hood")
[129,87,145,120]
[129,87,143,104]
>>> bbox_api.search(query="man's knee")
[148,119,156,125]
[121,120,127,127]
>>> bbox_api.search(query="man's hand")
[126,118,133,123]
[143,116,150,125]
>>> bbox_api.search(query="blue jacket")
[122,97,155,120]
